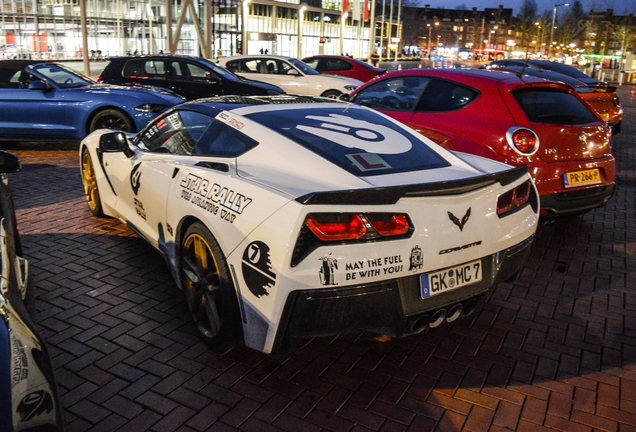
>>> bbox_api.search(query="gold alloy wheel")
[81,151,102,215]
[181,232,223,340]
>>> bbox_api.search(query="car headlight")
[134,104,167,113]
[344,85,359,91]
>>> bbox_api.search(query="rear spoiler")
[590,85,617,93]
[296,165,529,205]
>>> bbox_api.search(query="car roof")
[220,54,295,62]
[0,59,54,71]
[110,54,214,62]
[374,68,546,84]
[176,94,339,115]
[494,65,586,87]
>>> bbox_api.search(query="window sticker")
[297,114,412,154]
[346,153,391,171]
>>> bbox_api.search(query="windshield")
[288,58,320,75]
[31,63,95,88]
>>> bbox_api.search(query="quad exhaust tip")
[429,309,447,328]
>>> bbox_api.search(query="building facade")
[0,0,373,59]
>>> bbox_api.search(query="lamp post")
[548,3,568,59]
[426,21,438,56]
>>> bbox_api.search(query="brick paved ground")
[3,85,636,431]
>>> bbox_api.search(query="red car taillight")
[506,127,539,156]
[497,180,533,216]
[97,76,104,83]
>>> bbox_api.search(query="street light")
[426,21,439,56]
[548,3,568,59]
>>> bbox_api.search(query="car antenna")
[518,43,532,79]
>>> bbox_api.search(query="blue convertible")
[0,60,184,140]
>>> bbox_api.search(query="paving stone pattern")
[4,86,636,431]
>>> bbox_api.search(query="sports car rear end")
[79,97,540,354]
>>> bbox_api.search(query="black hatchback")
[98,55,284,100]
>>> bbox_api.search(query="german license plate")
[563,169,601,188]
[420,259,482,299]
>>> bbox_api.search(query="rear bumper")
[272,235,534,352]
[531,155,615,216]
[540,184,615,216]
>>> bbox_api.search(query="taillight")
[97,76,103,83]
[367,214,410,237]
[506,127,539,156]
[292,213,413,266]
[305,214,367,241]
[497,180,533,216]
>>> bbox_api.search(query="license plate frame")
[420,259,482,299]
[563,168,602,188]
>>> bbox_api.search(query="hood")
[84,83,185,103]
[238,78,284,93]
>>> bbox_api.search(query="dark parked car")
[99,55,284,100]
[302,55,386,82]
[0,151,65,431]
[485,59,604,86]
[0,60,184,141]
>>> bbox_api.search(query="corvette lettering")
[439,241,482,255]
[180,173,252,214]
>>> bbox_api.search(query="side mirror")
[28,80,48,91]
[338,94,350,102]
[0,151,21,174]
[287,69,301,76]
[99,132,128,152]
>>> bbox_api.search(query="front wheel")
[81,149,104,217]
[88,108,135,134]
[180,222,243,347]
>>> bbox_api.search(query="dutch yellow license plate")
[563,169,601,188]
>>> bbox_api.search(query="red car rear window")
[513,89,599,125]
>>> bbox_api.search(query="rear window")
[245,107,450,176]
[513,89,599,125]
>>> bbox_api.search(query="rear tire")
[180,222,243,347]
[81,149,104,217]
[89,108,135,134]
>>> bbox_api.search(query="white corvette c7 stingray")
[80,95,539,354]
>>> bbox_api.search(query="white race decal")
[297,114,412,154]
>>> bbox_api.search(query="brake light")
[304,213,412,241]
[497,180,533,216]
[97,76,103,83]
[305,214,367,241]
[506,127,539,156]
[367,214,410,236]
